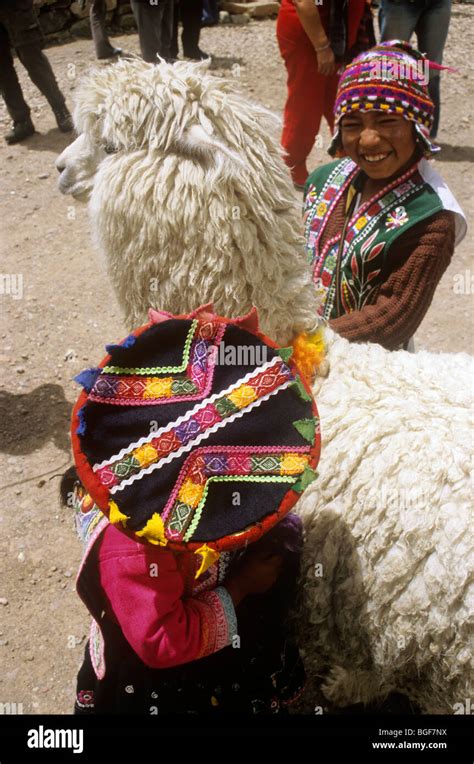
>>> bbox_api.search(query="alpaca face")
[55,58,286,201]
[56,133,106,201]
[54,58,320,343]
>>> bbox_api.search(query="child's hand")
[225,553,283,606]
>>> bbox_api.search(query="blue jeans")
[380,0,452,138]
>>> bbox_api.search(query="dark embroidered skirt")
[75,515,306,715]
[75,583,305,714]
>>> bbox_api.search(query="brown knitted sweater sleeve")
[328,210,456,350]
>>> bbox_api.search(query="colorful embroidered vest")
[303,158,445,320]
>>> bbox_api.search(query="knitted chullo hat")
[71,305,320,576]
[328,40,440,158]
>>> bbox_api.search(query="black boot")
[183,47,211,61]
[97,47,123,60]
[52,105,74,133]
[5,117,35,145]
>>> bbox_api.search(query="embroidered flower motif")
[228,384,257,410]
[178,478,205,507]
[280,453,308,475]
[316,201,328,217]
[354,216,368,231]
[144,377,173,398]
[76,690,94,708]
[386,206,409,229]
[134,443,158,468]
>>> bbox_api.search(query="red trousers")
[277,0,365,185]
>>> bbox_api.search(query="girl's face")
[340,111,418,180]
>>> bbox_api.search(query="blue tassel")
[76,405,87,436]
[74,367,101,392]
[106,334,136,353]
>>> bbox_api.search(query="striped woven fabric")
[71,305,321,557]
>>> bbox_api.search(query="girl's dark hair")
[60,465,80,507]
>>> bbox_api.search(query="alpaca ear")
[175,124,243,167]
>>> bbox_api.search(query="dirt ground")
[0,8,473,716]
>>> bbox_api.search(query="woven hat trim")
[102,318,197,374]
[90,319,227,406]
[127,444,311,543]
[71,309,320,553]
[94,356,292,484]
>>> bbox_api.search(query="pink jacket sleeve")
[96,523,237,669]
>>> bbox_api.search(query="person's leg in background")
[0,23,31,123]
[0,22,36,143]
[379,0,421,42]
[322,72,339,135]
[415,0,452,138]
[180,0,206,59]
[131,0,174,63]
[170,0,180,59]
[160,0,174,61]
[318,0,366,158]
[277,6,328,187]
[0,1,72,138]
[202,0,218,27]
[15,41,72,130]
[131,0,162,63]
[90,0,122,60]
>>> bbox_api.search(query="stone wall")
[31,0,283,43]
[30,0,473,46]
[32,0,142,43]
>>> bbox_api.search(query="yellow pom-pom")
[194,544,220,579]
[108,500,129,527]
[135,513,168,546]
[291,328,326,381]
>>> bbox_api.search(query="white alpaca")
[303,330,472,712]
[56,59,473,714]
[56,57,318,346]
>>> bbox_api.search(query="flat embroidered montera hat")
[71,305,320,574]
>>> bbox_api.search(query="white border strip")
[109,379,292,494]
[93,356,286,471]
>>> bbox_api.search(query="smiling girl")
[303,41,466,350]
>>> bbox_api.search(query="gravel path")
[0,9,472,714]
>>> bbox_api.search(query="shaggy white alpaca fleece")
[70,58,319,345]
[297,328,473,713]
[58,58,473,713]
